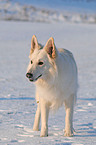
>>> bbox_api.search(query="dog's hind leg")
[33,93,41,131]
[64,94,74,137]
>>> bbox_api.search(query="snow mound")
[0,1,96,24]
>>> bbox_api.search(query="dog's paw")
[40,133,48,137]
[64,130,73,137]
[40,129,48,137]
[33,127,39,131]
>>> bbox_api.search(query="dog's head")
[26,35,58,83]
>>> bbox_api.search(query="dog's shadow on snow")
[55,143,71,145]
[75,123,96,137]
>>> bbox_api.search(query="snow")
[9,0,96,14]
[0,0,96,24]
[0,20,96,144]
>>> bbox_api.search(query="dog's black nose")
[26,73,33,78]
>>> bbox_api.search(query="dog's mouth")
[29,74,42,82]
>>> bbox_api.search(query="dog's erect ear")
[45,37,57,59]
[30,35,39,54]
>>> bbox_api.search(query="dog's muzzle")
[26,73,33,79]
[26,73,42,82]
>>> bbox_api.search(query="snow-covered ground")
[0,0,96,24]
[0,21,96,145]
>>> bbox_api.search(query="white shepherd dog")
[26,35,78,137]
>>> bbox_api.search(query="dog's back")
[58,48,78,102]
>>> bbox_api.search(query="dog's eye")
[38,61,44,66]
[31,60,33,64]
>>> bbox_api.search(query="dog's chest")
[37,85,64,101]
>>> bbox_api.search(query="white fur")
[26,35,78,137]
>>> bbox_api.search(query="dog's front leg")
[33,93,41,131]
[40,98,49,137]
[64,95,74,137]
[33,102,41,131]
